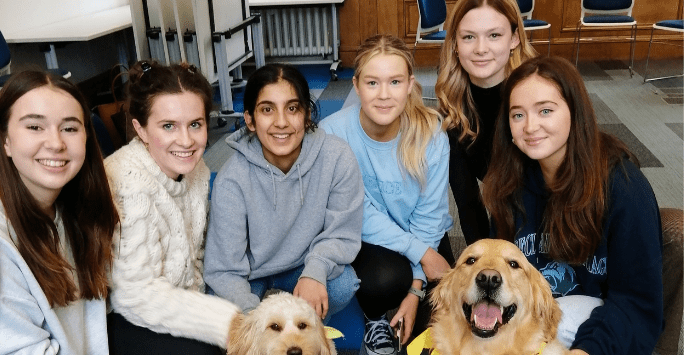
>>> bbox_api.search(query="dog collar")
[532,341,547,355]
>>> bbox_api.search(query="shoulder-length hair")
[0,70,119,307]
[354,34,441,188]
[482,56,636,263]
[436,0,537,143]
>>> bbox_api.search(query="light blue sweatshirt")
[204,127,364,312]
[0,205,108,355]
[320,104,453,283]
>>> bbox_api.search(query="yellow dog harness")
[407,328,548,355]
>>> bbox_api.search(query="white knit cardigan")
[105,138,239,348]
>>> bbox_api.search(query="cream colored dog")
[430,239,569,355]
[227,292,337,355]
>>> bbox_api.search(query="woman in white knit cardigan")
[105,60,239,355]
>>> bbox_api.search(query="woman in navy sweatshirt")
[482,56,663,355]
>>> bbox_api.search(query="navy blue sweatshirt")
[513,159,663,355]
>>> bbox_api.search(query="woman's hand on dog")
[420,248,450,282]
[570,350,589,355]
[390,280,422,344]
[294,277,329,319]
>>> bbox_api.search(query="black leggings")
[107,312,224,355]
[449,142,490,245]
[351,234,455,336]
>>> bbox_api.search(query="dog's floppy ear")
[529,267,562,340]
[317,319,337,355]
[431,267,458,313]
[227,313,258,355]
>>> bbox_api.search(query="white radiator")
[260,6,334,58]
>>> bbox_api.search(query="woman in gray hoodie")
[204,64,364,322]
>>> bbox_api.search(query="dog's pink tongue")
[472,303,502,330]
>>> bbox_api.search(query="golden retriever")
[227,292,336,355]
[430,239,569,355]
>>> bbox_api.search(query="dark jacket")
[513,159,663,355]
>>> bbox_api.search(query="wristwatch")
[408,286,426,301]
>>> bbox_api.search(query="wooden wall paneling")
[378,0,400,35]
[339,0,361,65]
[360,0,380,44]
[405,0,418,39]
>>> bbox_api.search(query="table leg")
[251,11,265,69]
[41,44,59,70]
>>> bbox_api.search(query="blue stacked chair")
[517,0,551,56]
[574,0,637,77]
[643,19,684,83]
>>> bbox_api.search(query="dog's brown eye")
[269,323,282,332]
[466,257,476,265]
[298,322,308,330]
[509,260,520,269]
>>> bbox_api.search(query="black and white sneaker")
[363,314,397,355]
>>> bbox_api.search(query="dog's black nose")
[476,269,502,292]
[287,347,302,355]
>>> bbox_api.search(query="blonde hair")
[354,34,441,188]
[435,0,537,144]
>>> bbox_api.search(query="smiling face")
[430,239,562,355]
[133,91,207,180]
[353,53,415,142]
[509,74,572,182]
[456,5,520,88]
[3,85,87,211]
[244,80,306,174]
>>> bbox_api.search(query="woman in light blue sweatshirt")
[0,71,118,354]
[320,35,453,355]
[204,64,364,322]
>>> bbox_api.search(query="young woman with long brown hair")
[435,0,537,244]
[482,56,663,355]
[0,70,118,354]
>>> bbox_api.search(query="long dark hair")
[0,70,119,307]
[243,63,318,133]
[482,57,636,263]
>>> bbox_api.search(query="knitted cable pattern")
[105,138,239,347]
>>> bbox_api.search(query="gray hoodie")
[203,127,364,311]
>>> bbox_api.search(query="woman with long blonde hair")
[321,34,453,355]
[435,0,537,245]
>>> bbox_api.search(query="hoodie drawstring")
[268,165,277,210]
[297,164,303,206]
[267,164,304,209]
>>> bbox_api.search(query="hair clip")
[141,62,152,75]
